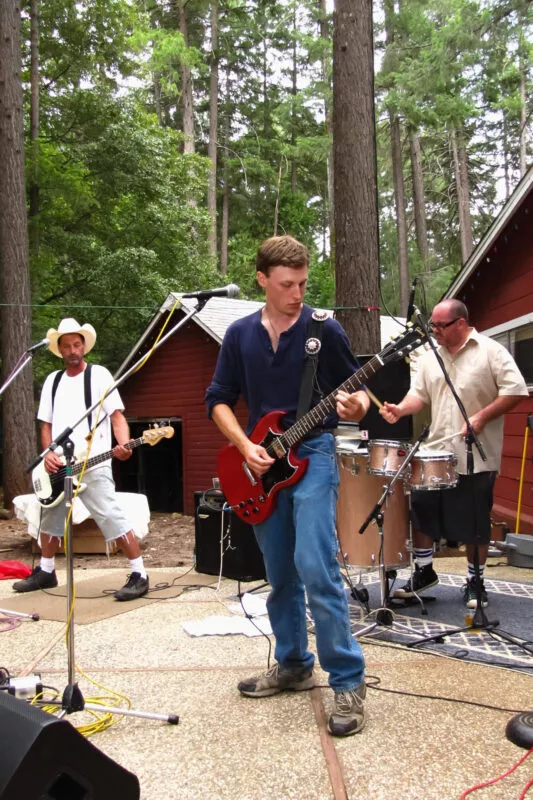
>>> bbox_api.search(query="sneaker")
[114,572,149,601]
[328,683,367,737]
[392,564,439,598]
[463,578,488,609]
[13,567,58,593]
[238,663,314,698]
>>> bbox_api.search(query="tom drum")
[367,439,411,478]
[336,443,409,569]
[407,450,458,492]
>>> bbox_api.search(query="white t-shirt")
[37,364,125,462]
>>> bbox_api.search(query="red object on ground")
[0,561,31,580]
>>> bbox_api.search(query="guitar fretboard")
[265,354,384,457]
[51,436,143,484]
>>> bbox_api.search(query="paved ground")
[1,556,532,800]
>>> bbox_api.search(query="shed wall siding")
[120,315,248,515]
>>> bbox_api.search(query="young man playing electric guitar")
[206,235,370,737]
[13,318,149,602]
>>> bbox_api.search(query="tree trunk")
[450,125,473,263]
[0,0,38,507]
[409,129,430,273]
[178,0,195,154]
[319,0,335,260]
[153,70,164,125]
[291,3,297,193]
[519,34,527,178]
[220,84,230,276]
[29,0,39,256]
[207,0,218,259]
[333,0,380,355]
[390,111,409,315]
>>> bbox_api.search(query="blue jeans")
[253,433,365,692]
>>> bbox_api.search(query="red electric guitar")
[216,324,427,523]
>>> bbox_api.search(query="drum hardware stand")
[23,302,209,726]
[356,426,430,631]
[406,308,511,649]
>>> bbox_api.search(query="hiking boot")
[392,564,439,598]
[114,572,149,601]
[328,683,367,737]
[463,578,488,609]
[238,663,314,698]
[13,567,58,593]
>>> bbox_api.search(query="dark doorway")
[114,418,183,512]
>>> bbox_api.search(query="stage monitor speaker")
[0,690,139,800]
[356,354,412,441]
[194,490,266,582]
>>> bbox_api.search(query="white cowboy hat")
[46,318,97,358]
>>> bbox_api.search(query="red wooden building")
[444,168,533,534]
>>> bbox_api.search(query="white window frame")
[482,313,533,390]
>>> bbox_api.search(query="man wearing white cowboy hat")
[13,318,149,601]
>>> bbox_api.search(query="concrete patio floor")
[1,556,532,800]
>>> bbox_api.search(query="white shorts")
[40,465,132,542]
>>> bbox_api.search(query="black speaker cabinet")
[0,691,139,800]
[194,490,266,581]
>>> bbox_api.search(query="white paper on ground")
[182,614,272,638]
[227,592,268,617]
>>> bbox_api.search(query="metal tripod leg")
[35,439,179,725]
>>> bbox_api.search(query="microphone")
[406,277,417,321]
[180,284,240,300]
[26,338,50,354]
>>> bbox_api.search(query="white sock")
[40,556,55,574]
[467,562,485,582]
[414,548,434,568]
[128,556,147,579]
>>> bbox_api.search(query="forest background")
[0,0,531,505]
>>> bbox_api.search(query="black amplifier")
[193,490,266,582]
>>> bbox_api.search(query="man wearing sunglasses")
[379,299,528,608]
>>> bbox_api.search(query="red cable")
[460,748,533,798]
[519,777,533,800]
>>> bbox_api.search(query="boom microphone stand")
[406,308,515,649]
[0,341,50,621]
[354,425,430,636]
[23,298,211,725]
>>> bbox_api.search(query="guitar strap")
[51,364,96,433]
[296,311,327,419]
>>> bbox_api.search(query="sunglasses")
[429,317,461,330]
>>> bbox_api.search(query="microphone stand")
[0,345,49,621]
[23,299,207,726]
[406,308,517,649]
[354,425,430,637]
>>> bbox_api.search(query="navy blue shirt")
[205,305,360,435]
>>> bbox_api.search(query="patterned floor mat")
[345,570,533,672]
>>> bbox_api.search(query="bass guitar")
[32,425,174,508]
[216,325,427,524]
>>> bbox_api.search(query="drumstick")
[364,387,383,410]
[427,430,463,447]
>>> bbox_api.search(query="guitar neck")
[278,354,385,449]
[67,436,142,478]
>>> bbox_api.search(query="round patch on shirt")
[305,337,322,356]
[312,310,328,322]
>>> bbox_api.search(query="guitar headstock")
[380,323,428,364]
[142,425,175,446]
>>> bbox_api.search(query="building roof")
[444,166,533,300]
[116,293,407,377]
